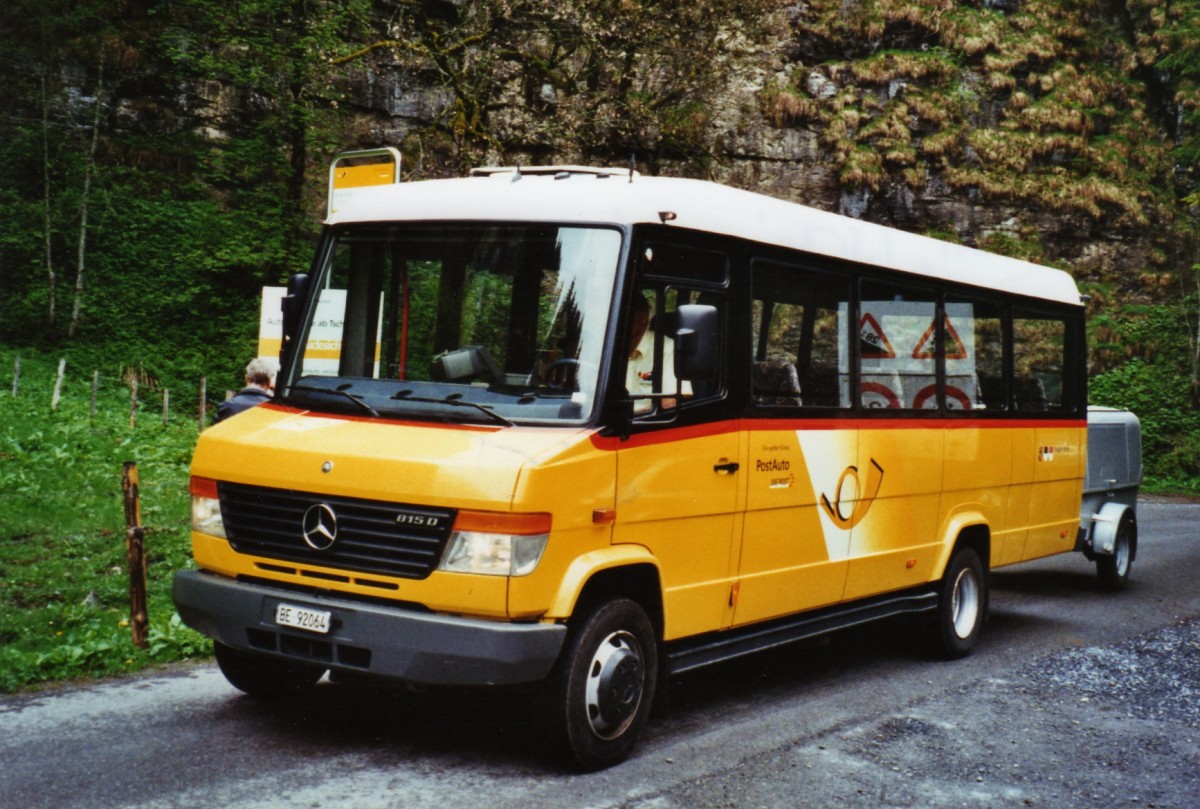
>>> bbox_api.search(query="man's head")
[629,293,651,356]
[245,357,278,391]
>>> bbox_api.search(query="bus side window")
[858,280,937,411]
[946,295,1006,412]
[751,261,850,409]
[1013,313,1067,411]
[631,242,729,415]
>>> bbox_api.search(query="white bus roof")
[327,167,1082,307]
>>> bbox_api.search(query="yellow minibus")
[175,148,1109,769]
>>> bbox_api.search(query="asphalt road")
[3,500,1198,809]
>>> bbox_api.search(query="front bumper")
[173,570,566,686]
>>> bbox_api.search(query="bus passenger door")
[732,261,855,627]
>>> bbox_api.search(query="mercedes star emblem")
[301,503,338,550]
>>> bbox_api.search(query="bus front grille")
[217,482,455,580]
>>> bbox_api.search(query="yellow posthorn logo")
[821,459,885,529]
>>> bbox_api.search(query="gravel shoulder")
[628,618,1200,809]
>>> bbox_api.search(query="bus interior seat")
[798,366,840,407]
[976,373,1006,411]
[1013,377,1047,411]
[753,360,802,407]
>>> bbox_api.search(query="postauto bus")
[175,148,1107,769]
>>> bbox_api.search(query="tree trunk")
[284,0,310,264]
[67,60,103,340]
[1191,268,1200,407]
[42,71,56,328]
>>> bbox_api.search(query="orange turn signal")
[189,476,219,499]
[451,510,552,535]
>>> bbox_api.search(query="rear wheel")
[550,599,658,771]
[213,641,326,698]
[930,546,987,659]
[1097,512,1135,591]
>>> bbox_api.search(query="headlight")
[189,476,226,539]
[438,511,552,577]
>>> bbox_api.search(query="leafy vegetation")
[1086,278,1200,494]
[0,350,207,692]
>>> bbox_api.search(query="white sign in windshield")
[258,287,357,375]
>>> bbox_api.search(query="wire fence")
[8,353,234,431]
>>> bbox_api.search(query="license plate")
[275,603,331,634]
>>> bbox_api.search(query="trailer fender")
[1087,501,1136,558]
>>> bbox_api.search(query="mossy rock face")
[743,1,1178,262]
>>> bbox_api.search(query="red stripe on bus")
[589,416,1084,450]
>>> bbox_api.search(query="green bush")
[1090,358,1200,494]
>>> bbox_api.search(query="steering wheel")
[541,358,581,390]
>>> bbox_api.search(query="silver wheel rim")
[1114,531,1131,577]
[584,630,644,741]
[951,567,981,639]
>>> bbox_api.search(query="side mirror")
[280,272,309,369]
[674,304,719,382]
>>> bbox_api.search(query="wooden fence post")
[11,356,18,397]
[162,388,169,425]
[121,462,148,649]
[90,370,99,420]
[129,378,138,429]
[51,358,66,410]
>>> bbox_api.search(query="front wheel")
[1097,512,1135,591]
[214,642,326,698]
[549,599,658,771]
[930,546,987,659]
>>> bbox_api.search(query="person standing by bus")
[215,357,277,423]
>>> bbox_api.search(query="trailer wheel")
[214,641,326,698]
[930,546,986,659]
[1097,512,1135,592]
[549,598,658,771]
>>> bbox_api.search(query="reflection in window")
[1013,314,1066,411]
[858,281,937,410]
[751,262,850,408]
[946,296,1005,412]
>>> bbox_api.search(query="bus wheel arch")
[569,563,664,640]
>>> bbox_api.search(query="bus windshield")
[279,223,622,425]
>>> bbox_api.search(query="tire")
[213,641,326,698]
[1097,512,1135,592]
[549,599,658,771]
[930,546,987,660]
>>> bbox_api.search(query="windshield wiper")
[390,390,513,427]
[290,384,381,418]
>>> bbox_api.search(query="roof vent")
[470,165,638,179]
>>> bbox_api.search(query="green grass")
[0,348,209,692]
